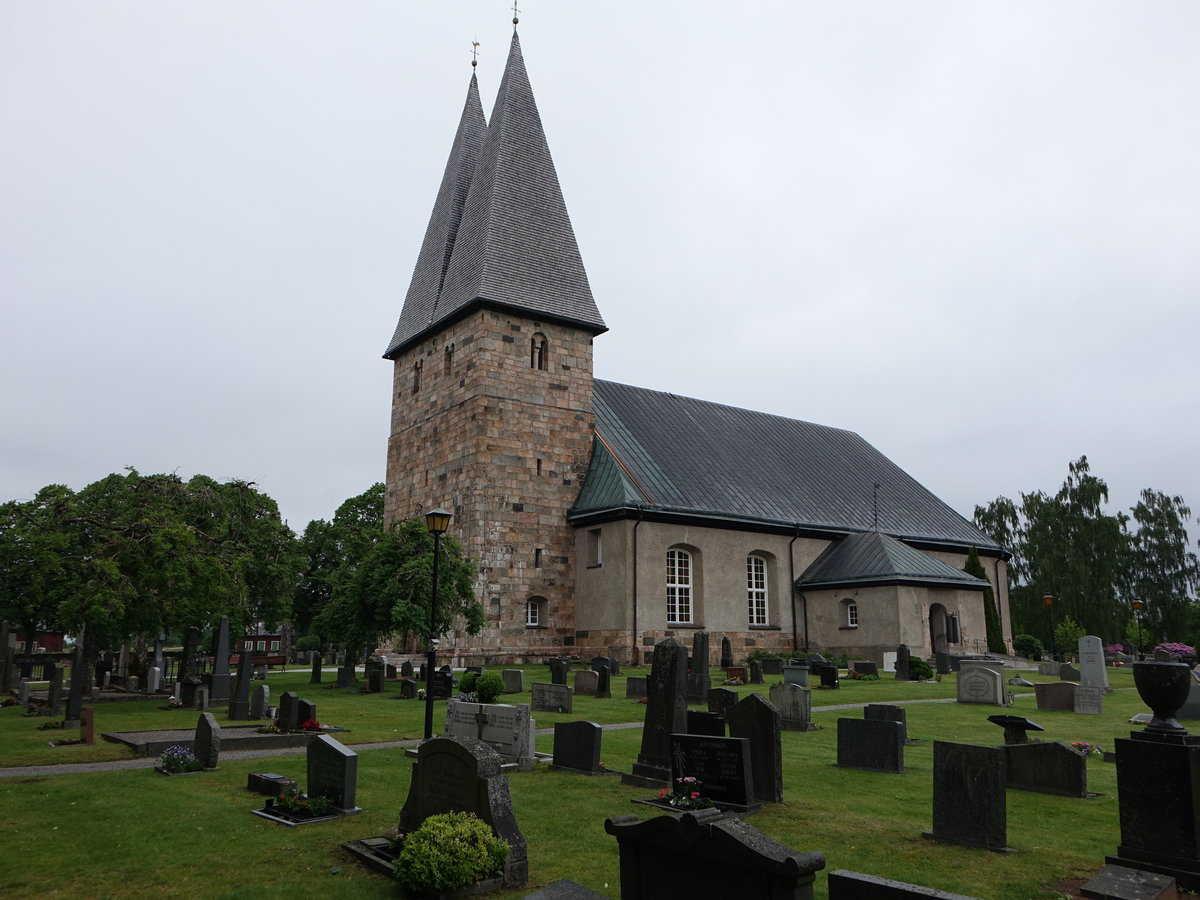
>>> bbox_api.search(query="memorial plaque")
[532,682,573,713]
[769,682,815,731]
[669,734,754,807]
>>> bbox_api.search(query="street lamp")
[1042,592,1057,659]
[423,507,452,740]
[1131,597,1145,661]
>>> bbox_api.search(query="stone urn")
[1133,661,1192,734]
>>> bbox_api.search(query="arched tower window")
[530,333,548,370]
[412,359,423,394]
[841,598,859,628]
[443,343,454,376]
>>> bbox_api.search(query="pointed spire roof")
[384,73,487,358]
[386,32,605,358]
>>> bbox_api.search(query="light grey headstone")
[1078,635,1109,691]
[126,675,139,692]
[502,669,525,693]
[147,666,161,694]
[1074,684,1103,715]
[531,682,572,713]
[444,700,535,770]
[956,667,1011,706]
[882,651,897,673]
[782,665,809,687]
[769,682,814,731]
[193,685,209,710]
[16,679,30,706]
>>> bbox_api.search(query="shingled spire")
[384,73,487,359]
[422,31,606,347]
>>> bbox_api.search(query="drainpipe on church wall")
[789,525,801,652]
[631,506,644,666]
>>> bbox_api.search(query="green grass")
[0,665,1158,898]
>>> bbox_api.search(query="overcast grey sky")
[2,2,1197,539]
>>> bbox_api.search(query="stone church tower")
[383,33,606,659]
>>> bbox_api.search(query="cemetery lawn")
[0,665,1151,898]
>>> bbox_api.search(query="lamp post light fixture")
[1042,592,1057,660]
[1131,597,1146,661]
[423,507,452,740]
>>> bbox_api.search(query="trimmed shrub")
[459,671,480,694]
[476,672,505,704]
[395,812,508,893]
[1012,633,1045,661]
[293,634,320,652]
[908,658,933,681]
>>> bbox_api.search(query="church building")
[383,31,1011,667]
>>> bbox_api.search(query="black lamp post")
[1042,592,1057,659]
[423,507,452,740]
[1132,597,1145,661]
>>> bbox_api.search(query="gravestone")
[956,666,1010,706]
[193,712,221,769]
[229,649,253,720]
[606,656,621,676]
[924,742,1010,851]
[1037,662,1059,676]
[670,734,755,807]
[864,704,908,742]
[836,719,904,773]
[783,664,809,687]
[819,667,840,689]
[385,663,397,679]
[247,772,298,798]
[278,691,300,731]
[590,657,610,674]
[851,661,878,677]
[960,659,1006,675]
[307,734,361,814]
[400,660,413,679]
[337,665,355,688]
[625,676,647,699]
[1078,635,1110,692]
[48,665,64,715]
[65,644,85,725]
[706,687,739,720]
[1074,684,1104,715]
[399,679,417,700]
[728,693,783,803]
[604,811,825,900]
[549,658,570,685]
[250,684,271,719]
[502,669,525,694]
[1059,662,1082,681]
[769,683,815,731]
[720,636,733,669]
[551,721,603,774]
[725,666,747,683]
[882,651,897,673]
[445,700,535,770]
[624,637,688,788]
[828,871,983,900]
[595,664,612,700]
[1005,741,1088,797]
[1034,681,1077,712]
[147,666,161,695]
[399,736,528,887]
[367,667,385,693]
[309,654,322,684]
[687,632,712,703]
[431,670,454,699]
[126,675,140,693]
[16,679,30,706]
[687,710,726,737]
[892,643,907,681]
[935,651,951,675]
[761,657,784,676]
[531,682,573,713]
[749,660,763,684]
[574,670,598,697]
[193,685,209,711]
[987,714,1044,745]
[209,616,231,701]
[296,698,317,727]
[1081,866,1177,900]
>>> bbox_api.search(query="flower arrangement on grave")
[1155,642,1197,659]
[658,776,714,810]
[301,718,322,732]
[394,811,508,893]
[158,745,204,774]
[723,677,744,686]
[417,688,426,700]
[1069,741,1104,757]
[23,704,52,717]
[36,720,65,730]
[848,669,879,681]
[256,723,283,734]
[168,696,183,708]
[637,696,648,704]
[1105,643,1125,654]
[274,789,332,816]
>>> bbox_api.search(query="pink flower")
[690,791,701,799]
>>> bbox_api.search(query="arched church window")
[444,343,454,376]
[666,548,693,624]
[747,555,768,626]
[530,333,548,370]
[412,359,423,394]
[841,599,858,628]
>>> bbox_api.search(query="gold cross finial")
[512,1,520,26]
[471,36,480,68]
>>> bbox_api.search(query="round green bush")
[458,671,479,694]
[1012,633,1044,660]
[475,672,505,704]
[908,657,933,681]
[395,812,508,892]
[293,634,321,652]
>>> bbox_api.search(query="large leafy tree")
[306,484,482,658]
[1127,489,1200,645]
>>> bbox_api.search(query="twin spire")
[384,32,606,359]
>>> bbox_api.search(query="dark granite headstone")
[193,712,221,769]
[692,632,710,675]
[549,658,570,685]
[686,710,726,737]
[367,667,385,693]
[250,684,270,719]
[1005,741,1088,797]
[605,810,825,899]
[895,644,911,680]
[229,649,253,720]
[209,616,231,700]
[820,667,840,689]
[1081,865,1178,900]
[924,742,1010,851]
[309,654,322,684]
[65,644,85,724]
[1034,681,1077,711]
[400,660,413,679]
[1059,662,1082,681]
[669,734,754,807]
[706,687,739,719]
[247,772,298,798]
[48,664,64,715]
[720,636,733,669]
[935,651,951,675]
[307,734,361,814]
[399,736,528,886]
[837,718,904,772]
[431,670,454,699]
[531,682,573,713]
[728,693,782,803]
[828,870,983,899]
[625,676,647,699]
[399,678,417,700]
[595,665,612,700]
[761,657,784,676]
[606,656,621,676]
[686,672,712,705]
[551,721,603,774]
[590,656,609,673]
[864,704,907,728]
[336,665,355,688]
[749,660,764,684]
[521,880,609,900]
[296,698,317,727]
[851,661,879,677]
[624,637,688,787]
[278,691,300,731]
